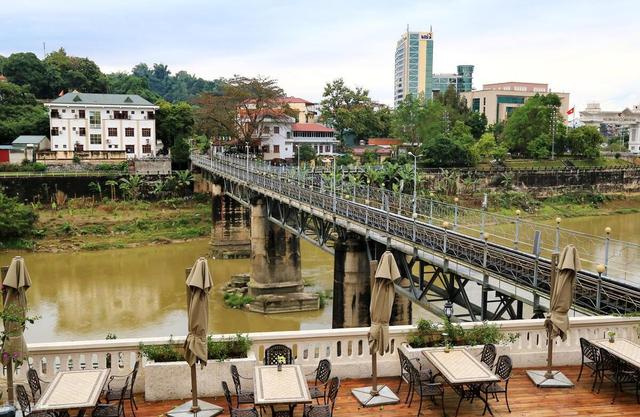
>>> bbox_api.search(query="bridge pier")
[209,182,250,259]
[248,198,319,313]
[332,235,371,328]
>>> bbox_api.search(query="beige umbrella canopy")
[2,256,32,404]
[352,250,401,406]
[547,245,581,341]
[183,257,212,412]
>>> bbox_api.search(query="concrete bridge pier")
[332,235,372,328]
[209,181,250,259]
[247,198,319,313]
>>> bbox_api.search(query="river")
[2,212,639,343]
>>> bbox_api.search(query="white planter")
[399,343,505,365]
[143,352,256,401]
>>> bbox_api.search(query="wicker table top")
[423,348,500,385]
[253,365,311,405]
[34,369,110,411]
[593,338,640,369]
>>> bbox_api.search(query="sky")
[1,0,639,113]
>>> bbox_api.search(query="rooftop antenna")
[43,42,46,58]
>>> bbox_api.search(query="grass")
[24,197,212,252]
[503,157,633,170]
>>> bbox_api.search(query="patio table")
[423,348,500,416]
[253,365,311,416]
[33,369,110,417]
[592,338,640,368]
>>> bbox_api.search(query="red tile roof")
[368,138,401,146]
[280,97,315,105]
[292,123,334,132]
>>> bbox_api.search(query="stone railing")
[9,316,639,398]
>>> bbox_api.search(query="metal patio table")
[253,365,311,416]
[33,369,110,417]
[592,338,640,368]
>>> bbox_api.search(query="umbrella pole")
[544,320,554,379]
[371,352,378,396]
[190,364,200,412]
[6,359,13,404]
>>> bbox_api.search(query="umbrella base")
[351,385,399,407]
[166,400,223,417]
[526,370,574,388]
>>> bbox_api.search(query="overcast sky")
[1,0,638,112]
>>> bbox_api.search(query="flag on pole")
[58,90,65,97]
[566,107,575,116]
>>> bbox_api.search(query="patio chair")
[16,384,52,417]
[480,355,512,415]
[103,358,140,416]
[264,344,293,365]
[577,338,600,390]
[480,344,497,370]
[397,349,433,402]
[26,368,49,403]
[307,359,332,403]
[406,363,445,417]
[303,377,340,417]
[596,347,618,394]
[230,364,255,407]
[221,381,259,417]
[92,377,130,417]
[598,350,640,404]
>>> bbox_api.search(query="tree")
[472,133,509,161]
[88,181,103,200]
[194,76,289,146]
[0,82,49,144]
[105,180,118,200]
[362,149,378,164]
[155,100,194,153]
[0,191,37,239]
[566,126,603,158]
[422,135,477,167]
[106,73,161,102]
[44,48,107,94]
[2,52,55,98]
[119,175,144,200]
[295,144,316,163]
[336,153,355,166]
[171,137,191,166]
[391,94,427,146]
[320,78,389,143]
[173,170,193,196]
[500,93,566,158]
[465,111,487,139]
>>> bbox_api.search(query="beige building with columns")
[461,82,570,125]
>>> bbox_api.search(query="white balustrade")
[5,316,639,398]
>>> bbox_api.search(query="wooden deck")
[133,366,639,417]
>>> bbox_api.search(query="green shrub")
[80,224,108,235]
[407,318,518,348]
[0,191,38,238]
[139,338,184,362]
[208,334,252,361]
[223,292,254,309]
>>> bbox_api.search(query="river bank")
[2,197,212,252]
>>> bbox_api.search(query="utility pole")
[550,105,557,160]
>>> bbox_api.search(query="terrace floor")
[134,366,639,417]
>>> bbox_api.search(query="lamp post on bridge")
[245,144,250,175]
[332,154,337,212]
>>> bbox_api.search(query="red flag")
[566,107,575,115]
[58,90,65,97]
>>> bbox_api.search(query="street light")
[444,301,454,320]
[408,152,422,218]
[332,154,337,211]
[245,144,249,174]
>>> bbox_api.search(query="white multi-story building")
[288,123,338,158]
[44,92,159,159]
[256,115,296,161]
[580,102,640,153]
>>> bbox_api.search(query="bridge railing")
[199,153,640,283]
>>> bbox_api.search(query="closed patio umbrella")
[527,245,581,388]
[2,256,32,404]
[352,250,400,406]
[184,258,212,412]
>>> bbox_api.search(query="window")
[142,128,151,137]
[78,110,85,119]
[51,109,60,118]
[125,128,135,137]
[78,127,86,136]
[286,132,291,139]
[325,145,330,152]
[74,143,84,151]
[113,111,129,120]
[51,127,59,136]
[273,126,280,134]
[62,109,66,113]
[273,145,280,153]
[71,109,75,113]
[262,145,269,153]
[89,111,101,128]
[263,126,270,134]
[142,144,152,154]
[90,134,102,145]
[108,128,118,137]
[125,145,135,154]
[147,111,155,120]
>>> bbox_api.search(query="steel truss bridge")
[191,153,640,321]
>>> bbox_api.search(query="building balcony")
[10,315,640,412]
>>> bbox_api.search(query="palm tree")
[151,180,166,199]
[173,170,194,197]
[88,181,103,200]
[119,175,144,200]
[105,180,118,200]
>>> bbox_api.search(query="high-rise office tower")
[394,27,434,107]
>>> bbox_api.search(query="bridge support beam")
[209,181,250,259]
[248,198,318,313]
[332,235,371,328]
